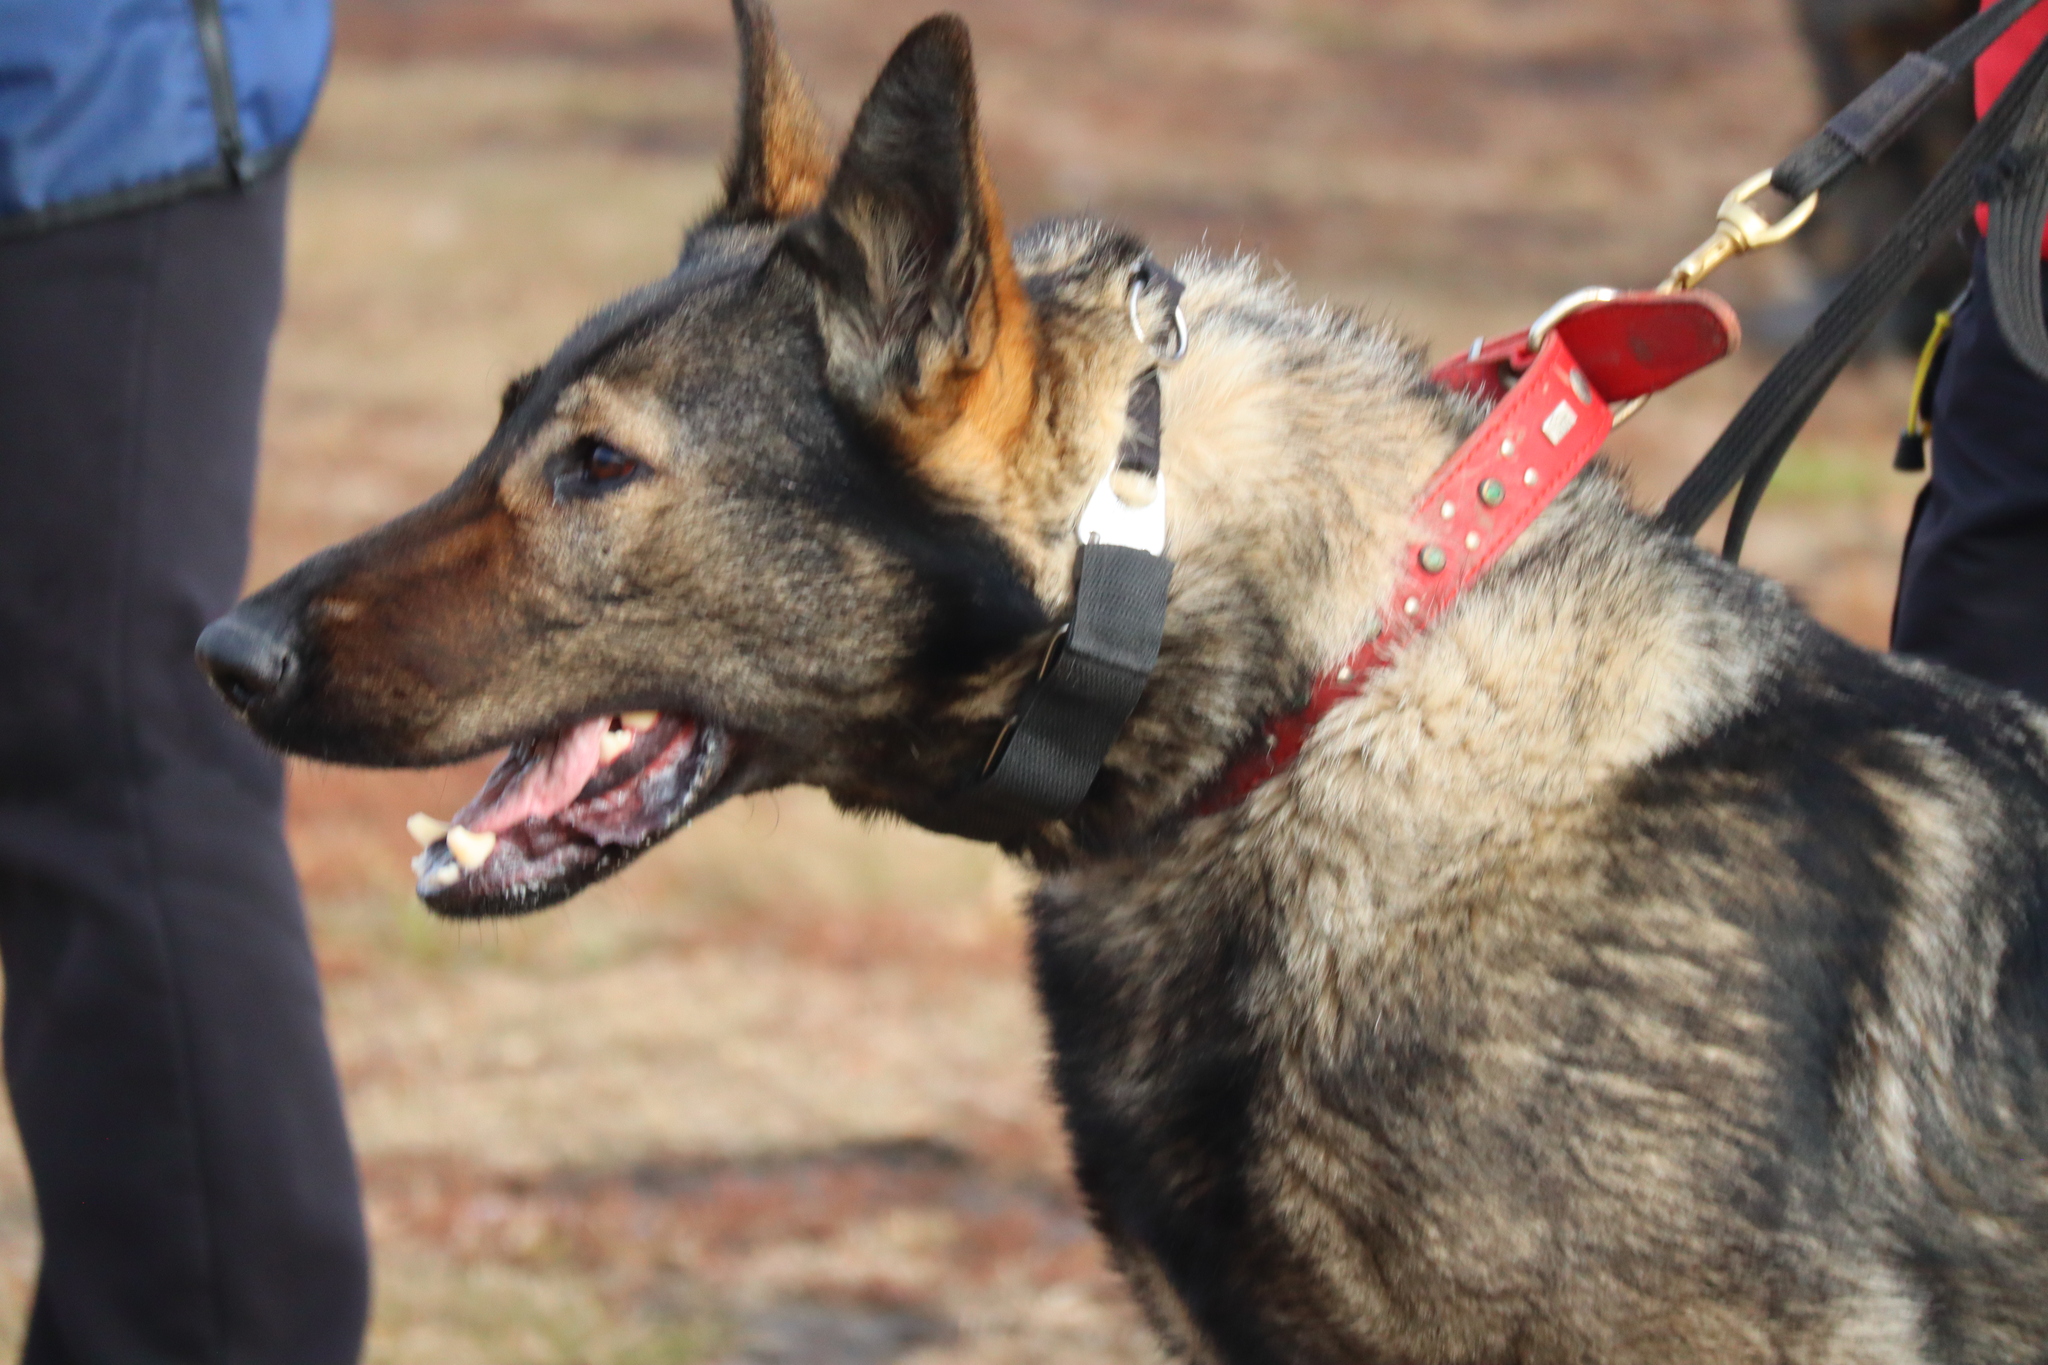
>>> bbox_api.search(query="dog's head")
[199,3,1187,915]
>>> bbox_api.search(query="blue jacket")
[0,0,330,234]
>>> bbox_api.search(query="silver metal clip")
[1127,270,1189,363]
[1079,266,1181,554]
[1077,467,1166,554]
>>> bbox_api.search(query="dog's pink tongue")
[453,717,611,835]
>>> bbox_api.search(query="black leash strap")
[939,260,1185,842]
[1773,0,2045,202]
[1659,31,2048,558]
[1987,77,2048,383]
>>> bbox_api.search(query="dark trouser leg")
[1893,244,2048,709]
[0,172,369,1365]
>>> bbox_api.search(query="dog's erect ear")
[779,16,1039,487]
[717,0,832,224]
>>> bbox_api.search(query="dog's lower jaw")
[416,721,740,918]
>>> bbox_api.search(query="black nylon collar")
[929,258,1185,843]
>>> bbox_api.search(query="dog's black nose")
[195,609,299,711]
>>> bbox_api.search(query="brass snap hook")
[1663,169,1820,293]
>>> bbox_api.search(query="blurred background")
[0,0,1941,1360]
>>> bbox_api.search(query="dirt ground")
[0,1,1938,1360]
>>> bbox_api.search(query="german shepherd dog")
[198,5,2048,1361]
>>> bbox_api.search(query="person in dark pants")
[1892,1,2048,708]
[0,3,369,1362]
[1892,247,2048,704]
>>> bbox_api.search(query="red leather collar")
[1195,290,1738,816]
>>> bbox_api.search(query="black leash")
[1659,0,2048,559]
[1772,0,2045,204]
[1987,63,2048,384]
[932,259,1185,843]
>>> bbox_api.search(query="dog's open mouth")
[407,710,732,917]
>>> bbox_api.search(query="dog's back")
[1034,404,2048,1361]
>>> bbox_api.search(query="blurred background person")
[1891,0,2048,706]
[0,4,369,1363]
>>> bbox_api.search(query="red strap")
[1546,292,1739,400]
[1977,0,2048,121]
[1429,330,1536,407]
[1197,292,1737,816]
[1199,331,1612,813]
[1430,291,1738,405]
[1975,0,2048,252]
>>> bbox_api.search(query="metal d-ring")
[1037,623,1073,680]
[1524,285,1652,427]
[1128,272,1190,362]
[980,715,1019,777]
[1526,286,1620,353]
[977,624,1074,776]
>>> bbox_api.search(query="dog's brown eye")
[556,440,645,500]
[584,443,639,482]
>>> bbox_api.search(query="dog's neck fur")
[970,233,1786,872]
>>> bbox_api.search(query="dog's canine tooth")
[598,729,634,764]
[421,862,461,893]
[406,812,451,848]
[620,710,659,732]
[444,825,497,871]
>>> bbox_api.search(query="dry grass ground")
[0,1,1937,1360]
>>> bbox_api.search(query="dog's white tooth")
[620,710,659,732]
[445,825,497,871]
[410,850,435,877]
[599,729,634,764]
[422,863,461,893]
[406,812,451,848]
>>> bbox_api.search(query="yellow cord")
[1903,308,1956,440]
